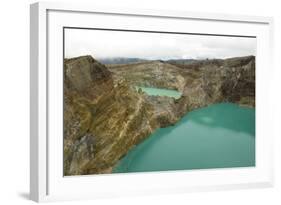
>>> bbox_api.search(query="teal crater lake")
[136,86,182,99]
[113,103,255,173]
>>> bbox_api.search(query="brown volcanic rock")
[83,85,157,174]
[220,56,255,107]
[107,55,255,141]
[63,56,158,175]
[183,56,255,108]
[189,56,255,108]
[64,55,255,175]
[108,61,186,92]
[64,55,113,99]
[109,55,255,109]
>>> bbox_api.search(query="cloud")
[64,28,256,60]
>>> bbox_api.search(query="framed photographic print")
[30,2,274,202]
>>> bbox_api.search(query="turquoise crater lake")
[136,86,182,99]
[113,103,255,173]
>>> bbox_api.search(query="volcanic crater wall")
[64,55,255,175]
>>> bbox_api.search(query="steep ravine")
[64,55,255,175]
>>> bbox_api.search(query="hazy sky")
[64,28,256,60]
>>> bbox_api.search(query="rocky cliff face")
[64,56,159,175]
[108,61,186,92]
[220,56,255,107]
[64,55,255,175]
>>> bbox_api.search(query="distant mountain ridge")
[97,56,254,65]
[98,57,147,65]
[98,57,199,65]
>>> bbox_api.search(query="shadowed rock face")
[64,56,113,100]
[64,55,255,175]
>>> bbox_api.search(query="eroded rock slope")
[64,55,255,175]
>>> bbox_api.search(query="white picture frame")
[30,1,274,202]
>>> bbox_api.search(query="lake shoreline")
[113,103,255,173]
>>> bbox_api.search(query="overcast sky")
[64,28,256,60]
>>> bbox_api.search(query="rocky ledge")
[64,55,255,175]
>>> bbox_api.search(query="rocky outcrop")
[64,56,113,99]
[108,61,186,92]
[220,56,255,107]
[181,56,255,108]
[109,56,255,109]
[64,55,255,175]
[64,56,159,175]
